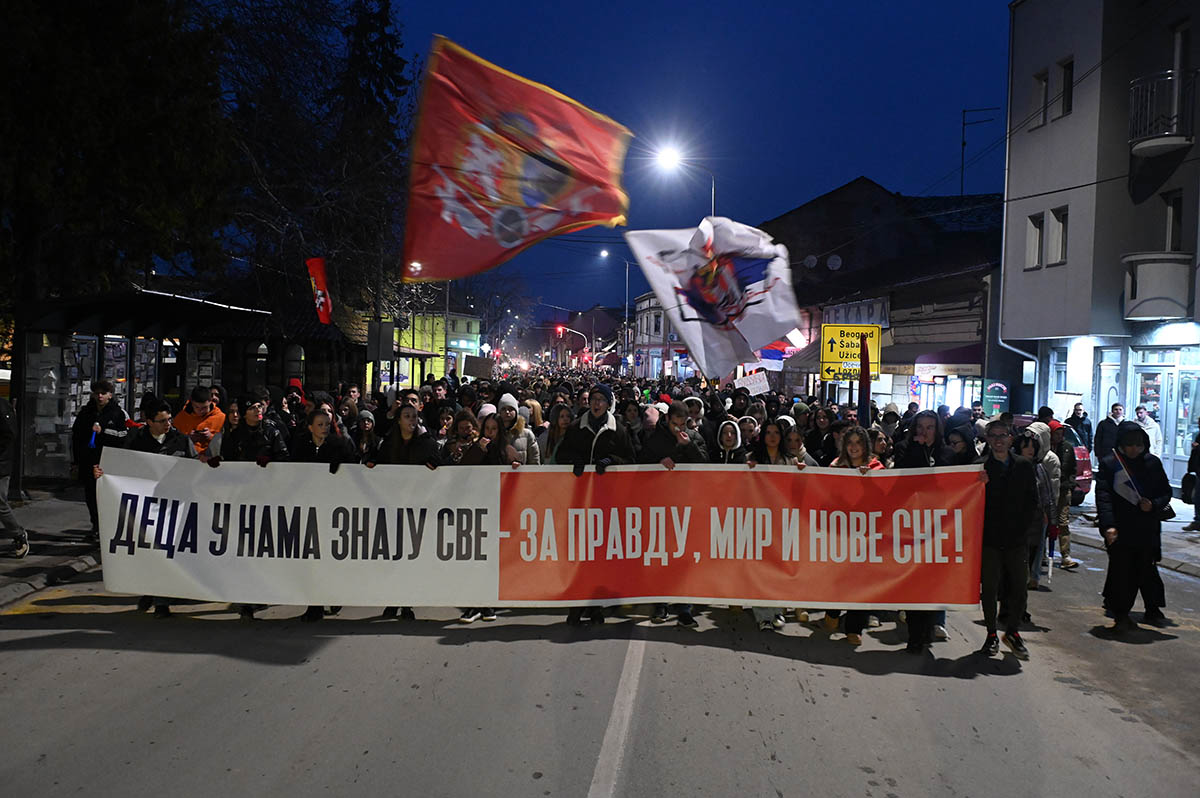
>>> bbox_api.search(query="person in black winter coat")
[975,420,1039,659]
[0,397,28,557]
[1092,403,1124,462]
[72,379,129,536]
[370,404,440,467]
[1097,420,1172,631]
[891,409,954,653]
[640,402,708,467]
[1065,403,1094,452]
[219,395,290,465]
[558,384,635,625]
[291,408,357,622]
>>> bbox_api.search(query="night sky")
[401,1,1010,316]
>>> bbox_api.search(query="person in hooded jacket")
[292,408,357,622]
[219,394,290,467]
[873,403,902,439]
[711,419,747,464]
[1049,420,1080,569]
[1097,421,1172,631]
[498,393,541,465]
[946,427,978,465]
[559,384,636,625]
[640,401,707,467]
[1024,421,1071,568]
[826,426,886,645]
[891,410,954,652]
[746,419,797,632]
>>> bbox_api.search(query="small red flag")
[403,37,631,282]
[306,257,333,325]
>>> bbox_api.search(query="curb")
[1070,531,1200,579]
[0,552,101,610]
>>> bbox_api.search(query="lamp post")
[656,146,716,217]
[600,248,633,375]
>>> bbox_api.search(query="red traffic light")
[556,325,564,338]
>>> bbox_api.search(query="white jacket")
[1137,415,1163,457]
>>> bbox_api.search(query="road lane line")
[586,630,647,798]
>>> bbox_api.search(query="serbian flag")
[403,37,632,282]
[626,217,800,379]
[306,257,333,325]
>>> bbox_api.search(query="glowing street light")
[654,145,714,217]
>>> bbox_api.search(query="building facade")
[1002,0,1200,483]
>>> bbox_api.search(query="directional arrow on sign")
[824,365,837,377]
[827,337,835,353]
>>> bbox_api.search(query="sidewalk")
[1071,493,1200,579]
[0,486,99,607]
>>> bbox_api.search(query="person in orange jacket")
[173,385,226,458]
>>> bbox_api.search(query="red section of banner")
[498,467,984,609]
[305,257,333,325]
[402,37,631,282]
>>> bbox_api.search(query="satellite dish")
[827,254,843,271]
[803,255,818,269]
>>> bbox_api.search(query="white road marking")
[586,631,647,798]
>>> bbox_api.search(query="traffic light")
[556,325,564,339]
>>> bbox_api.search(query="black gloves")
[206,457,221,469]
[424,457,439,470]
[595,457,612,475]
[255,455,270,468]
[573,462,586,478]
[329,461,341,475]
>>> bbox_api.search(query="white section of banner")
[625,217,800,378]
[97,448,501,607]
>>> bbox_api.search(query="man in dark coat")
[640,402,707,467]
[1097,421,1172,631]
[124,401,197,459]
[1092,403,1124,463]
[976,420,1040,659]
[72,379,129,537]
[1065,402,1094,452]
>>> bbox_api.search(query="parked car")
[1011,415,1093,505]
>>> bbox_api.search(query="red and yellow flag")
[403,37,631,282]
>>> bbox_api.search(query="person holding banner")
[1097,421,1172,632]
[976,421,1039,660]
[292,409,357,623]
[711,420,748,465]
[746,419,796,632]
[892,410,953,653]
[827,426,886,645]
[218,394,290,467]
[561,384,636,626]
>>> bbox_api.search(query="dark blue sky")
[401,1,1010,315]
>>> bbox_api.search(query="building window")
[1026,213,1045,269]
[653,313,661,334]
[1048,206,1068,264]
[284,343,305,383]
[1059,59,1074,116]
[1165,191,1184,251]
[1032,71,1049,127]
[1051,347,1068,392]
[450,319,457,332]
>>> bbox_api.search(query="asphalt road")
[1,547,1198,798]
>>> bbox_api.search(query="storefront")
[16,288,268,482]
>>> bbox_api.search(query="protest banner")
[98,449,984,610]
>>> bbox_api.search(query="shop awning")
[781,338,821,372]
[396,345,440,360]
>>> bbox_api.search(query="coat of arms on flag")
[403,37,631,282]
[626,217,800,378]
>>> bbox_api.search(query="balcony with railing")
[1129,69,1196,157]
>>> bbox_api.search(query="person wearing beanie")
[354,409,378,462]
[477,402,497,420]
[498,392,541,465]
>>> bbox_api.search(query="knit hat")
[358,410,375,423]
[1047,419,1063,431]
[498,393,519,410]
[477,403,497,419]
[792,401,810,417]
[589,383,614,407]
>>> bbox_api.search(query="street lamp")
[655,146,715,217]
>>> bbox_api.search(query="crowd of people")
[29,367,1174,658]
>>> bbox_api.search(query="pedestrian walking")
[1097,421,1172,632]
[0,397,30,559]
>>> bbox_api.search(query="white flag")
[625,217,800,378]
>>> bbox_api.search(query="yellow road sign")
[819,324,881,380]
